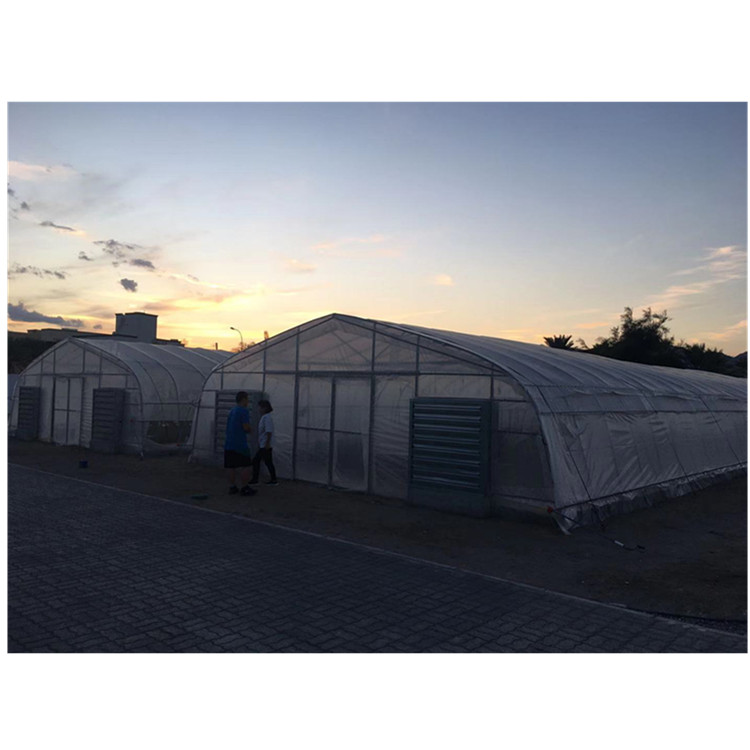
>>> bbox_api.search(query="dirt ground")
[7,439,747,630]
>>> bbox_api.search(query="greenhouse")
[189,313,747,529]
[10,338,230,454]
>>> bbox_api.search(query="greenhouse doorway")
[295,375,371,491]
[52,377,83,446]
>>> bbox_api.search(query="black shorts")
[224,450,252,469]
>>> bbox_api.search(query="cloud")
[431,274,455,287]
[312,234,401,259]
[187,274,200,282]
[707,246,736,259]
[284,259,317,273]
[20,201,30,211]
[9,264,68,280]
[695,319,748,343]
[93,324,103,330]
[648,245,747,311]
[8,185,15,196]
[94,238,142,258]
[8,161,79,181]
[40,220,77,232]
[7,302,83,327]
[129,258,156,270]
[78,251,93,261]
[119,278,138,293]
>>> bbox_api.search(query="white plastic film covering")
[298,318,373,371]
[385,317,746,515]
[371,376,415,498]
[494,401,540,434]
[263,374,295,477]
[491,432,553,502]
[297,378,332,430]
[417,342,493,374]
[220,372,263,392]
[332,378,370,491]
[11,338,229,453]
[188,313,746,523]
[374,332,417,371]
[295,428,330,484]
[223,349,265,373]
[54,345,83,372]
[418,374,491,399]
[264,335,297,371]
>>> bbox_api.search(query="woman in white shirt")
[250,399,278,485]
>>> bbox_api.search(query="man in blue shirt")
[224,391,257,496]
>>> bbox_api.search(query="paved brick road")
[7,465,746,653]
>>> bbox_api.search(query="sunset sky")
[7,102,747,354]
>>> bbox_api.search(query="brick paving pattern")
[7,465,746,653]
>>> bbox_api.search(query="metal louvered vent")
[91,388,126,453]
[17,387,41,441]
[409,399,491,493]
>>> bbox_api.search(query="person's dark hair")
[258,399,273,413]
[236,391,248,404]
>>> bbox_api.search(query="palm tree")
[543,334,575,350]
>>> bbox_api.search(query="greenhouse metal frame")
[189,313,747,529]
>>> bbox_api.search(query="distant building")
[12,312,183,346]
[115,312,157,342]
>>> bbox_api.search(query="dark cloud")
[129,258,155,270]
[40,220,77,232]
[8,185,15,196]
[20,201,30,211]
[119,278,138,293]
[7,302,83,327]
[78,251,93,261]
[94,238,141,258]
[9,264,68,280]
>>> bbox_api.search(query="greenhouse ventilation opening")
[10,338,230,454]
[188,313,747,530]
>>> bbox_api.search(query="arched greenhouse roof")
[46,338,230,406]
[82,339,229,404]
[382,319,747,402]
[241,313,746,404]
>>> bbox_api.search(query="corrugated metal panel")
[409,399,491,493]
[17,387,41,441]
[91,388,126,453]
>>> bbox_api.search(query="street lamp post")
[230,326,244,349]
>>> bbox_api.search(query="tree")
[543,334,576,350]
[547,306,745,377]
[587,307,683,368]
[7,335,56,373]
[677,342,735,375]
